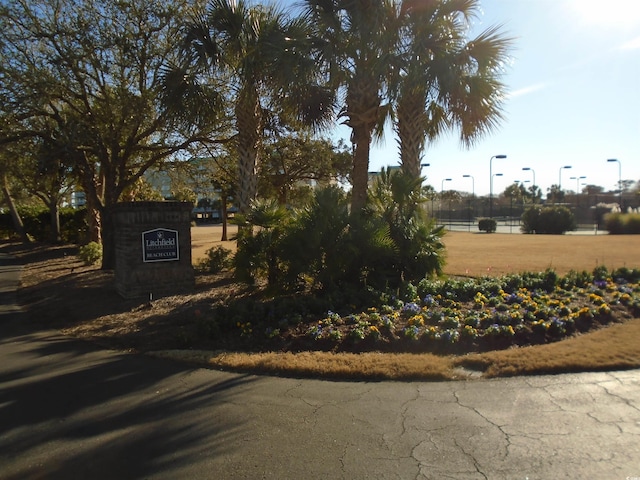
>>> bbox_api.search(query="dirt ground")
[191,225,640,277]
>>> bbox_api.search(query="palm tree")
[394,0,512,177]
[166,0,333,215]
[303,0,399,212]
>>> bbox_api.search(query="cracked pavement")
[1,253,639,479]
[1,329,638,479]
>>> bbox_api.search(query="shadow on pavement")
[0,330,256,479]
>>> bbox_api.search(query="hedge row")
[0,206,87,243]
[604,213,640,234]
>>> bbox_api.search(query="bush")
[478,218,497,233]
[78,242,102,265]
[604,213,640,234]
[2,205,87,243]
[59,207,88,243]
[521,205,576,234]
[196,246,233,273]
[234,177,446,293]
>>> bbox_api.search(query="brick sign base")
[113,202,194,299]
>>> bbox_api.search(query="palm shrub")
[521,205,576,234]
[368,168,446,285]
[233,199,291,286]
[235,176,446,293]
[278,186,396,292]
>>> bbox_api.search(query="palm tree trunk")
[350,126,372,212]
[346,76,381,213]
[235,86,261,215]
[397,92,428,178]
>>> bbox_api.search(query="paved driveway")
[1,329,639,479]
[1,252,639,479]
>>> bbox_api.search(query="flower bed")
[194,267,640,355]
[275,268,640,354]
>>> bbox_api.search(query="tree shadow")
[0,331,257,479]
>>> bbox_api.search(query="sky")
[284,0,640,197]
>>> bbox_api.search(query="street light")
[440,178,451,225]
[463,174,474,231]
[489,154,507,218]
[522,167,536,187]
[491,173,503,219]
[569,176,587,194]
[558,165,572,190]
[570,175,586,208]
[607,158,622,208]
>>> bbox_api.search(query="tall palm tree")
[303,0,399,212]
[166,0,333,215]
[394,0,512,177]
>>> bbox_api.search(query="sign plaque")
[142,228,179,262]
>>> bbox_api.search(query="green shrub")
[78,242,102,265]
[604,213,625,234]
[0,212,15,240]
[196,246,233,274]
[17,205,49,241]
[627,214,640,234]
[521,205,576,234]
[59,207,88,243]
[234,176,446,293]
[478,218,497,233]
[604,213,640,234]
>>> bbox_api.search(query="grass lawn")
[191,225,640,277]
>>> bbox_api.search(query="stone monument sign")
[113,201,194,298]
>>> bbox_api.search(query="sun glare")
[567,0,640,29]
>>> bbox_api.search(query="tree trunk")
[49,200,61,243]
[79,167,103,244]
[235,86,261,215]
[350,126,372,212]
[220,193,228,241]
[1,173,30,243]
[396,92,428,178]
[100,204,115,270]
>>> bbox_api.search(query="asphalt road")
[1,252,640,479]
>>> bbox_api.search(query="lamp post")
[489,154,507,218]
[570,175,587,207]
[607,158,622,208]
[491,173,503,220]
[558,165,572,191]
[522,167,535,186]
[463,174,474,231]
[522,167,536,202]
[440,178,451,225]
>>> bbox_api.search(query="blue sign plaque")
[142,228,179,262]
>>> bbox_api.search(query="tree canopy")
[0,0,225,267]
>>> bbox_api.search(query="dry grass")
[6,228,640,381]
[186,226,640,380]
[190,226,640,277]
[151,350,457,381]
[455,318,640,378]
[442,231,640,277]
